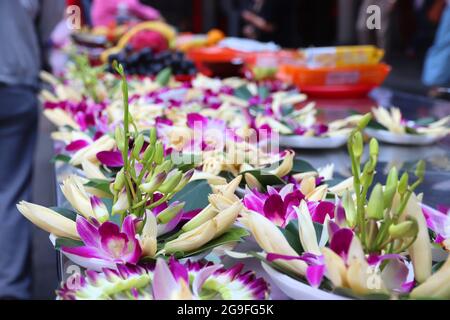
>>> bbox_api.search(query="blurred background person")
[91,0,161,27]
[0,0,64,299]
[422,0,450,91]
[219,0,296,47]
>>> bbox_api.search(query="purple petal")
[122,239,142,264]
[267,252,323,265]
[187,113,207,128]
[181,209,202,220]
[121,215,137,240]
[61,252,116,271]
[308,201,335,224]
[152,258,180,300]
[381,259,409,292]
[335,204,347,226]
[96,151,124,167]
[98,221,121,239]
[330,228,354,258]
[263,194,286,225]
[62,245,104,259]
[75,216,100,247]
[367,253,405,266]
[169,256,189,284]
[193,264,223,297]
[421,204,450,237]
[266,253,302,262]
[158,211,183,235]
[327,220,341,239]
[401,281,415,293]
[66,139,90,152]
[100,233,128,258]
[243,189,267,213]
[306,264,325,288]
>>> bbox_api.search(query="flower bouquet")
[18,62,274,300]
[234,114,450,300]
[366,106,450,145]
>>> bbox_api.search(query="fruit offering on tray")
[107,47,197,76]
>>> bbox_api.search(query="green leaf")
[55,237,84,250]
[84,179,113,197]
[405,126,418,135]
[49,207,78,222]
[367,120,387,130]
[234,85,252,100]
[155,67,172,86]
[291,159,316,173]
[169,179,211,211]
[177,227,249,258]
[280,220,303,255]
[51,154,71,164]
[240,170,286,189]
[281,219,324,255]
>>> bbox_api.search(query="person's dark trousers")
[0,84,38,299]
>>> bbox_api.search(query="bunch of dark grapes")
[107,46,196,76]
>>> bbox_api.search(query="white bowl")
[261,262,348,300]
[365,128,445,146]
[279,135,348,149]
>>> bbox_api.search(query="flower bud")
[351,131,363,158]
[139,211,157,257]
[164,220,216,254]
[90,196,109,223]
[244,173,262,191]
[113,169,125,192]
[213,201,242,237]
[367,183,384,220]
[415,160,426,180]
[389,219,418,239]
[342,190,357,227]
[149,127,157,146]
[398,172,409,195]
[369,138,379,157]
[172,169,194,193]
[384,167,398,208]
[17,201,79,240]
[142,144,155,164]
[112,191,129,215]
[140,172,166,194]
[154,141,164,165]
[157,201,185,224]
[115,126,125,152]
[270,150,294,178]
[150,160,173,180]
[357,113,372,130]
[158,170,182,194]
[132,134,144,159]
[182,205,218,232]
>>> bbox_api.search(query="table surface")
[55,87,450,299]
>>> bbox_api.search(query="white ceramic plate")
[261,262,348,300]
[279,135,348,149]
[365,128,445,146]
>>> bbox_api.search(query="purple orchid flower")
[267,252,325,288]
[61,215,142,271]
[244,184,336,227]
[244,184,304,227]
[421,204,450,244]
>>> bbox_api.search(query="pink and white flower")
[61,215,142,271]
